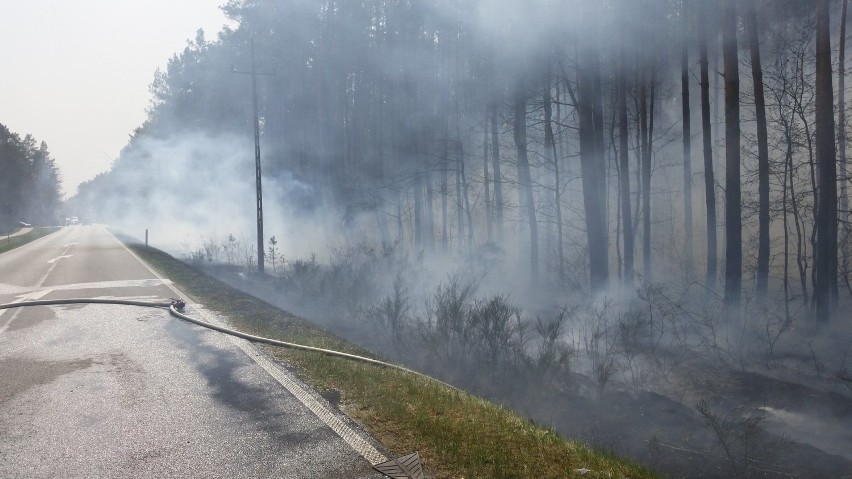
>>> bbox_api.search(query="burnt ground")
[491,355,852,478]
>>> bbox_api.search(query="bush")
[366,273,411,352]
[412,277,572,390]
[281,253,323,299]
[525,307,575,388]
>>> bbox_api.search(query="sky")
[0,1,232,197]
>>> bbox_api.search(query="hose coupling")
[170,298,186,311]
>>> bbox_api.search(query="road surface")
[0,225,387,478]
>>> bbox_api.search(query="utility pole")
[233,36,274,274]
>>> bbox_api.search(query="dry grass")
[0,227,59,254]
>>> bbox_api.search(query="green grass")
[128,241,658,479]
[0,227,60,254]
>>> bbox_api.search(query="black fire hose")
[0,298,460,392]
[0,298,179,310]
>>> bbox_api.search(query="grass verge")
[128,241,657,479]
[0,227,60,254]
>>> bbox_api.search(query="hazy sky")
[0,1,231,197]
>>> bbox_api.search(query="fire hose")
[0,297,459,392]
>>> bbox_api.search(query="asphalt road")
[0,225,387,478]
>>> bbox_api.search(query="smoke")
[66,0,852,476]
[79,131,346,261]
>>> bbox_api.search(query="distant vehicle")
[68,216,79,225]
[17,221,31,227]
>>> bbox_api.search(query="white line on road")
[32,243,73,288]
[0,289,55,334]
[0,279,173,296]
[0,293,54,335]
[47,255,73,264]
[238,340,389,465]
[16,289,53,301]
[0,301,26,335]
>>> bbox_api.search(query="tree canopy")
[0,123,62,228]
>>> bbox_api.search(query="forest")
[0,123,63,230]
[72,0,848,320]
[71,0,852,476]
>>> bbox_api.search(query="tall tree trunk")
[815,0,838,322]
[577,35,610,291]
[455,139,465,253]
[713,33,722,179]
[483,112,492,242]
[462,148,474,251]
[513,91,539,279]
[746,0,771,303]
[543,72,565,280]
[454,86,466,253]
[490,103,504,242]
[413,175,423,249]
[645,65,656,281]
[441,118,449,252]
[555,78,570,186]
[619,22,634,287]
[793,57,820,304]
[681,0,694,279]
[783,110,810,305]
[592,48,609,261]
[640,72,651,280]
[839,0,849,297]
[783,129,792,322]
[425,170,435,250]
[722,0,742,309]
[632,81,643,246]
[699,0,718,290]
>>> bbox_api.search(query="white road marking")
[9,279,172,296]
[0,301,26,334]
[47,255,73,264]
[33,243,73,288]
[16,289,53,301]
[238,341,389,465]
[0,289,54,334]
[0,283,28,295]
[0,278,172,297]
[0,279,174,335]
